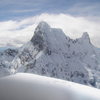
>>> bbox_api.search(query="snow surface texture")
[0,73,100,100]
[0,21,100,88]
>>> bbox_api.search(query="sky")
[0,0,100,47]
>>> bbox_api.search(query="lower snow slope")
[0,73,100,100]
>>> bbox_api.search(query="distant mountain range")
[0,22,100,88]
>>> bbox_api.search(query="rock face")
[0,49,18,77]
[9,22,100,87]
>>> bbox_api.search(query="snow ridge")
[0,73,100,100]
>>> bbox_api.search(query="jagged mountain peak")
[81,32,90,42]
[31,22,49,41]
[30,21,50,51]
[30,22,93,59]
[32,21,64,36]
[82,32,89,38]
[31,22,91,46]
[37,21,50,29]
[31,21,67,51]
[33,21,50,35]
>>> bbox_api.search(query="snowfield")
[0,73,100,100]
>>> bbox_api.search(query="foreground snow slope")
[0,73,100,100]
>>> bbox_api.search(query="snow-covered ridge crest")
[31,22,91,47]
[82,32,90,39]
[31,22,65,53]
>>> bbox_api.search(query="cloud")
[0,0,100,22]
[0,13,100,48]
[11,9,40,13]
[66,2,100,16]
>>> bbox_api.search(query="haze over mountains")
[0,22,100,88]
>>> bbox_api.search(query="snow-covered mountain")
[0,21,100,88]
[0,48,18,77]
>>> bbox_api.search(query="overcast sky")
[0,0,100,47]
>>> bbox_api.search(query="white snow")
[0,73,100,100]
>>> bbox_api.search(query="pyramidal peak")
[82,32,90,39]
[80,32,91,44]
[38,21,50,28]
[31,22,91,46]
[31,21,51,42]
[31,21,67,51]
[33,21,65,34]
[35,21,50,32]
[30,21,93,53]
